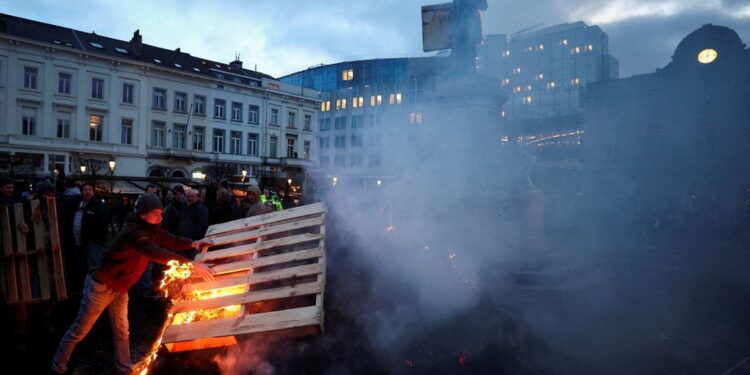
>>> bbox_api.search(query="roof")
[0,12,276,81]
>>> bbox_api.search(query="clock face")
[697,48,718,64]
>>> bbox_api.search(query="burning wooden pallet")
[1,197,67,304]
[161,202,327,352]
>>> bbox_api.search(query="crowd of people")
[0,175,295,373]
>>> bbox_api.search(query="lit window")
[571,46,581,55]
[501,111,506,118]
[89,115,103,141]
[352,96,364,108]
[547,81,556,89]
[115,47,128,54]
[527,46,533,52]
[502,50,511,58]
[389,93,402,105]
[587,44,593,51]
[341,69,354,81]
[538,44,544,50]
[370,95,382,106]
[560,39,568,46]
[536,73,544,81]
[501,78,510,86]
[408,112,422,124]
[522,96,533,104]
[89,41,103,49]
[325,101,331,111]
[571,78,580,86]
[513,86,522,94]
[513,67,521,74]
[526,85,532,91]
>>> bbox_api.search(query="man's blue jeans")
[51,274,132,373]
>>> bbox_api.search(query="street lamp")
[287,178,292,185]
[108,159,116,173]
[192,171,206,182]
[377,179,382,187]
[79,164,87,174]
[241,169,247,182]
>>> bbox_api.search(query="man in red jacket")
[51,194,214,373]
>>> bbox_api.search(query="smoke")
[212,336,276,375]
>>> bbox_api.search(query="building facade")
[281,57,448,184]
[0,13,319,190]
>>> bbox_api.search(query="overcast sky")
[2,0,748,78]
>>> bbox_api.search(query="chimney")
[130,29,142,56]
[229,53,242,71]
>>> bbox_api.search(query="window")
[334,135,346,148]
[560,39,568,46]
[193,95,205,115]
[571,78,581,86]
[389,93,402,105]
[501,78,510,86]
[350,135,363,147]
[502,50,511,57]
[303,140,311,160]
[513,67,521,74]
[58,73,72,94]
[153,88,166,110]
[303,113,312,131]
[91,78,104,99]
[231,102,242,121]
[546,81,556,89]
[287,137,296,158]
[22,108,36,135]
[352,96,364,108]
[174,92,187,112]
[571,46,581,55]
[535,73,544,81]
[319,118,331,131]
[214,99,226,119]
[287,111,296,128]
[336,98,347,110]
[319,156,329,168]
[349,155,363,167]
[334,155,345,167]
[151,121,165,147]
[120,118,133,145]
[122,83,134,104]
[341,68,354,81]
[89,115,103,141]
[320,101,331,112]
[192,126,205,151]
[269,108,279,126]
[269,136,278,157]
[56,112,71,138]
[319,137,330,149]
[230,131,242,155]
[351,115,364,129]
[334,116,347,130]
[247,133,259,156]
[213,129,226,153]
[522,96,533,104]
[173,124,186,149]
[248,105,259,124]
[370,95,382,106]
[369,154,382,167]
[409,112,423,124]
[24,66,38,89]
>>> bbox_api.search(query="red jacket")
[93,217,193,293]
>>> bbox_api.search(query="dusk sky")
[2,0,748,78]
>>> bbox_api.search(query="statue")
[449,0,488,74]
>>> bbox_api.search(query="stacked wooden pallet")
[161,202,327,352]
[1,197,67,304]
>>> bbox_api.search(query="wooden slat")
[196,233,323,262]
[209,245,323,276]
[164,305,321,343]
[14,203,32,301]
[0,205,18,303]
[30,200,50,300]
[208,216,325,247]
[47,196,66,300]
[317,223,327,332]
[205,202,327,237]
[173,280,323,313]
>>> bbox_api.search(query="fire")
[170,284,246,325]
[131,260,249,374]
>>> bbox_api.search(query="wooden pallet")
[161,202,327,352]
[1,197,67,304]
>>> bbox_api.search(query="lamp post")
[108,159,116,193]
[79,164,87,175]
[241,169,247,183]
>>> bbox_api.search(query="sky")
[1,0,748,78]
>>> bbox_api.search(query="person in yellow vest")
[271,192,283,212]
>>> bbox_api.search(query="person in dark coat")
[178,188,208,259]
[210,188,236,225]
[162,185,185,236]
[69,183,109,291]
[51,194,214,374]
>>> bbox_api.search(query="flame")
[131,260,249,374]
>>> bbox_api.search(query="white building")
[0,13,319,190]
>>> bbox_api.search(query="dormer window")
[174,63,182,69]
[115,47,128,54]
[193,67,201,72]
[89,41,104,49]
[153,58,162,64]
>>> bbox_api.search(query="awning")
[111,180,149,195]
